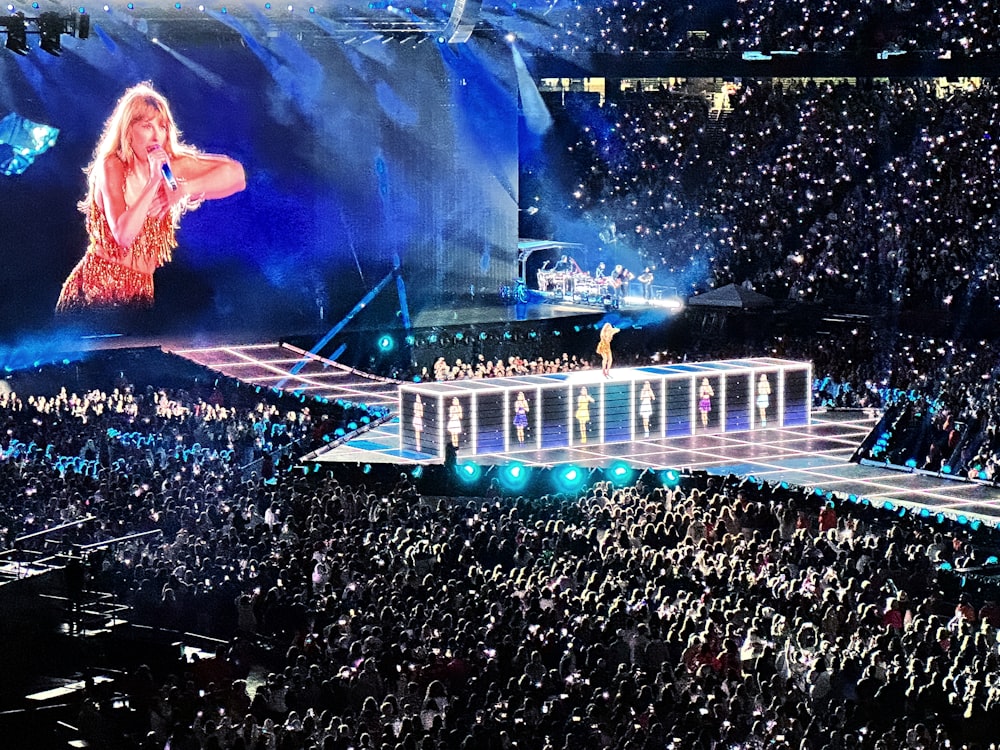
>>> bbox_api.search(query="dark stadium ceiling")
[8,1,1000,76]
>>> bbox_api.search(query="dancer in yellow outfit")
[596,322,620,377]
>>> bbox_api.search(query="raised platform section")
[398,358,811,458]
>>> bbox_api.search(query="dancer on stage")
[698,378,715,428]
[412,394,425,451]
[447,397,464,448]
[513,391,530,445]
[56,82,245,311]
[596,322,620,377]
[639,380,656,437]
[575,386,595,443]
[757,373,772,426]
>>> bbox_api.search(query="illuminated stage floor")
[315,409,1000,525]
[165,341,1000,525]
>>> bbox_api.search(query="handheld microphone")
[160,162,178,191]
[147,144,178,191]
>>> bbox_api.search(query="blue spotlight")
[457,461,482,483]
[455,332,464,341]
[919,508,930,518]
[554,464,586,493]
[377,334,396,353]
[971,519,982,532]
[660,469,681,488]
[411,466,424,478]
[883,501,895,512]
[957,515,968,525]
[942,465,952,474]
[499,462,529,492]
[905,458,917,468]
[607,461,634,486]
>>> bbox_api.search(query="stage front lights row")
[2,11,90,56]
[450,461,685,495]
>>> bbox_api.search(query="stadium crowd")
[534,76,1000,312]
[516,0,1000,56]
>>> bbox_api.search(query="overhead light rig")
[1,10,89,55]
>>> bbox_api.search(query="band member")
[610,264,634,305]
[594,261,607,280]
[698,378,715,428]
[639,381,656,437]
[412,394,425,451]
[513,391,530,445]
[56,82,245,311]
[757,373,772,427]
[447,397,463,448]
[638,267,654,301]
[554,254,572,272]
[575,386,595,443]
[596,322,620,377]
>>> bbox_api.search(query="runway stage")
[163,343,1000,527]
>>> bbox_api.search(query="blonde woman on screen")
[56,82,245,311]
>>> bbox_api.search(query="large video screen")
[0,9,518,344]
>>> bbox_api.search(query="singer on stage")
[56,82,245,311]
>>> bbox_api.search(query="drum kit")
[536,269,611,304]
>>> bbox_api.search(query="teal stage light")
[660,469,681,488]
[554,464,586,492]
[377,335,396,353]
[499,462,529,492]
[607,461,634,486]
[457,461,482,483]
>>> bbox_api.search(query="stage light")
[554,464,586,493]
[904,458,917,468]
[404,335,416,346]
[4,14,28,55]
[411,466,423,478]
[457,461,482,483]
[942,465,952,474]
[377,334,395,353]
[499,462,529,492]
[455,332,464,341]
[38,11,63,55]
[607,461,634,486]
[958,515,968,525]
[478,332,488,341]
[660,469,680,488]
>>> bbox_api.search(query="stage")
[161,342,1000,526]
